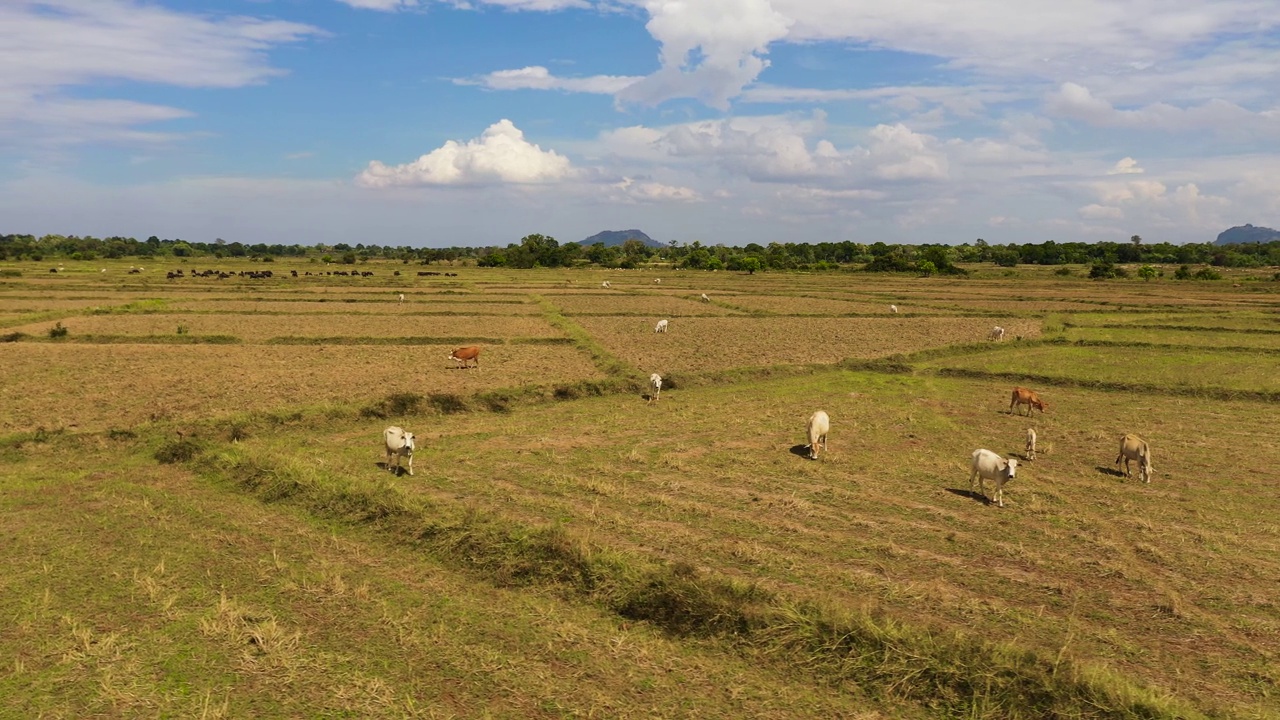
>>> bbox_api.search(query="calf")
[806,410,830,460]
[970,449,1018,507]
[648,373,662,404]
[1115,434,1154,483]
[989,326,1005,341]
[889,304,898,313]
[448,345,481,369]
[654,319,669,333]
[1025,428,1037,461]
[383,426,416,476]
[1009,387,1046,416]
[700,293,710,302]
[601,280,611,289]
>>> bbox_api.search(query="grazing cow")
[448,345,481,369]
[989,326,1005,341]
[1025,428,1037,461]
[383,426,416,476]
[648,373,662,404]
[700,293,710,302]
[1009,387,1047,416]
[654,319,669,333]
[970,449,1018,507]
[806,410,830,460]
[398,293,405,304]
[602,280,611,289]
[1115,434,1154,483]
[889,304,898,313]
[654,278,661,284]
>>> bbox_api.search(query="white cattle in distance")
[989,326,1006,341]
[889,304,898,313]
[700,293,710,302]
[806,410,830,460]
[654,278,662,284]
[398,293,405,304]
[1025,428,1037,461]
[648,373,663,404]
[384,426,416,476]
[602,280,611,289]
[970,449,1018,507]
[654,319,669,333]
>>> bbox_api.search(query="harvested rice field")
[545,292,744,316]
[4,312,562,342]
[0,342,602,433]
[163,299,541,314]
[576,315,1042,372]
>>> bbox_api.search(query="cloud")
[0,0,322,146]
[1108,157,1144,175]
[615,0,792,109]
[457,66,640,94]
[1079,203,1124,220]
[609,177,702,203]
[1046,82,1280,135]
[357,119,576,187]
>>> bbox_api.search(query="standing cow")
[654,319,669,333]
[448,345,481,369]
[384,426,416,476]
[989,326,1005,341]
[970,449,1018,507]
[1009,387,1047,416]
[805,410,830,460]
[1025,428,1037,461]
[648,373,663,404]
[1115,434,1154,483]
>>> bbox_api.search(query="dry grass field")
[1,258,1278,719]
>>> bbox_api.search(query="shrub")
[176,325,189,335]
[1054,267,1072,276]
[1137,265,1157,281]
[155,438,202,464]
[48,322,68,339]
[1,332,24,342]
[1174,264,1193,280]
[1194,267,1222,280]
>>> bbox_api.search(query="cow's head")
[1034,399,1047,412]
[404,432,416,451]
[1004,458,1018,478]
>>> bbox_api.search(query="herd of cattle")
[371,284,1155,510]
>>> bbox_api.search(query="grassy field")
[1,258,1278,718]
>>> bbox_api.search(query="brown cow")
[1009,387,1046,416]
[448,345,481,369]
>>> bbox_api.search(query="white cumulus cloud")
[1108,157,1145,175]
[357,119,575,187]
[457,66,640,94]
[609,177,702,203]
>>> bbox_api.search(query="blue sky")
[2,0,1278,247]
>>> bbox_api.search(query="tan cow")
[806,410,830,460]
[1009,387,1047,416]
[1025,427,1037,461]
[448,345,481,369]
[1115,434,1154,483]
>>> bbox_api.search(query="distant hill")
[1215,224,1280,245]
[577,229,664,249]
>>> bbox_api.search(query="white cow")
[654,319,669,333]
[648,373,662,404]
[654,278,662,284]
[602,280,611,289]
[970,449,1018,507]
[398,293,405,304]
[700,293,710,302]
[1116,434,1154,483]
[384,426,416,476]
[806,410,830,460]
[989,326,1005,341]
[889,304,898,313]
[1025,428,1037,461]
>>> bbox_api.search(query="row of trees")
[3,232,1278,272]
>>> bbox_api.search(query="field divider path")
[532,294,644,382]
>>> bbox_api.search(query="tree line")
[3,231,1278,273]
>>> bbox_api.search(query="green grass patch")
[920,343,1280,395]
